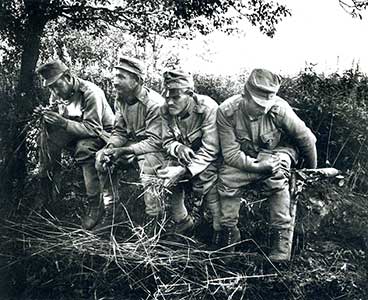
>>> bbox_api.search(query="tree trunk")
[17,16,46,115]
[0,14,47,203]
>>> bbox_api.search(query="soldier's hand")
[157,166,187,187]
[95,149,110,172]
[253,155,281,174]
[176,144,196,165]
[103,147,132,162]
[34,105,46,115]
[43,111,68,128]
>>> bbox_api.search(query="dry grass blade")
[0,211,277,299]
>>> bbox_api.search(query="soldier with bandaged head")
[216,68,317,261]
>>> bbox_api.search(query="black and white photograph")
[0,0,367,299]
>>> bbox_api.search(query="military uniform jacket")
[107,87,164,155]
[51,78,115,141]
[217,94,317,170]
[161,94,219,177]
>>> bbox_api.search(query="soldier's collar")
[178,98,195,120]
[192,93,206,113]
[64,77,80,101]
[135,85,149,105]
[178,110,190,120]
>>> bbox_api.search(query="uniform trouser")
[97,149,165,217]
[38,124,105,202]
[168,161,221,231]
[218,152,292,230]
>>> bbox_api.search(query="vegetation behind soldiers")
[1,26,368,300]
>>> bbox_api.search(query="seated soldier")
[157,69,221,247]
[95,55,165,231]
[36,60,115,229]
[216,68,317,262]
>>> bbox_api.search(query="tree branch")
[339,0,368,17]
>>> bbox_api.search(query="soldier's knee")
[273,167,290,181]
[278,152,292,170]
[192,176,217,195]
[75,139,94,151]
[75,139,99,163]
[263,176,288,193]
[140,153,164,175]
[218,182,239,198]
[269,153,292,181]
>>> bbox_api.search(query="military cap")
[36,60,69,87]
[244,68,281,108]
[114,55,145,79]
[162,69,194,97]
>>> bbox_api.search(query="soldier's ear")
[130,72,143,85]
[62,72,72,84]
[185,89,194,97]
[137,75,144,85]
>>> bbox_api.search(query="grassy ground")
[0,166,367,300]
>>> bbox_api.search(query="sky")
[176,0,368,76]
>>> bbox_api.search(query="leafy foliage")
[339,0,368,19]
[278,68,368,191]
[194,68,368,191]
[1,2,368,297]
[194,72,248,103]
[0,0,291,47]
[0,0,291,200]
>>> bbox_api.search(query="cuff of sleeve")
[130,143,144,155]
[169,142,182,158]
[64,120,77,135]
[180,165,192,178]
[105,143,115,149]
[186,163,201,177]
[106,138,125,148]
[241,153,256,170]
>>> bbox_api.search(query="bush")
[194,68,368,192]
[278,69,368,191]
[193,72,248,103]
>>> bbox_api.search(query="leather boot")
[269,227,292,262]
[81,164,104,229]
[82,194,104,230]
[191,195,204,228]
[221,226,241,252]
[175,215,194,237]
